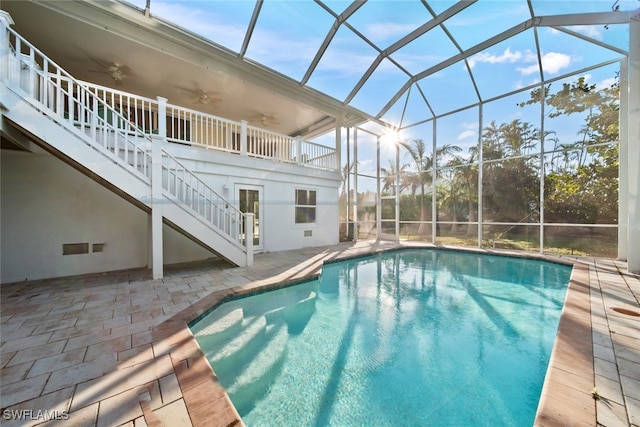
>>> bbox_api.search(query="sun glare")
[380,131,400,146]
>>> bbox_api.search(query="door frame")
[235,184,264,252]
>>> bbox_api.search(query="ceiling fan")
[249,112,280,127]
[88,57,130,85]
[176,85,223,106]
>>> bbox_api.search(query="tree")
[521,75,619,226]
[400,139,461,235]
[340,161,357,197]
[380,159,409,195]
[441,154,479,236]
[481,120,540,223]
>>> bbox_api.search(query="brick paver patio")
[1,241,638,426]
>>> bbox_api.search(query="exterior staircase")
[0,14,252,272]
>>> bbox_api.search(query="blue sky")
[124,0,635,178]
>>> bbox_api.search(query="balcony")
[80,81,338,172]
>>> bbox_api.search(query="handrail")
[2,30,151,179]
[164,102,242,153]
[246,123,295,162]
[297,139,338,171]
[2,24,246,249]
[161,148,243,245]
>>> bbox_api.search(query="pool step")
[227,321,289,414]
[204,316,268,377]
[243,287,317,318]
[193,288,319,413]
[192,307,244,343]
[265,291,317,334]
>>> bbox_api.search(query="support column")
[335,124,342,172]
[478,104,484,248]
[619,59,629,261]
[539,82,546,254]
[354,128,359,242]
[245,213,254,266]
[296,136,303,165]
[432,119,437,244]
[150,97,167,279]
[395,140,400,241]
[376,135,381,238]
[240,120,248,156]
[0,11,15,84]
[346,127,351,241]
[150,134,163,279]
[627,13,640,273]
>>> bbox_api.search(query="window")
[295,189,316,224]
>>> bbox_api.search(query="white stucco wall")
[0,149,215,283]
[1,143,340,283]
[165,144,341,253]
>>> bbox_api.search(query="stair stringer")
[1,90,152,202]
[161,201,247,266]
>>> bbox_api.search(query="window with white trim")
[295,189,316,224]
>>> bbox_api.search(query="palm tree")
[400,138,461,235]
[380,159,409,195]
[400,139,432,235]
[439,162,463,233]
[481,120,504,160]
[340,161,357,197]
[500,119,538,158]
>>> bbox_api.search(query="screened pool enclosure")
[125,0,640,264]
[6,0,639,270]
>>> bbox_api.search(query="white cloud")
[469,45,572,78]
[597,77,618,89]
[457,130,476,140]
[540,52,572,75]
[518,64,539,76]
[360,158,374,167]
[517,52,571,76]
[567,25,603,41]
[468,47,522,69]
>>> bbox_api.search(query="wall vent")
[63,243,89,255]
[304,230,312,237]
[92,243,105,253]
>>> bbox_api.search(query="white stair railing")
[1,21,247,253]
[161,149,242,244]
[2,35,152,179]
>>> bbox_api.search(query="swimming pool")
[190,249,571,426]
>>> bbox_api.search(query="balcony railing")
[81,81,338,171]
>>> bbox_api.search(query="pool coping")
[150,245,599,426]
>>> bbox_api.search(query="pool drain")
[611,307,640,317]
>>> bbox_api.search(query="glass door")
[237,186,262,251]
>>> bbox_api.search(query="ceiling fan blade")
[89,57,111,69]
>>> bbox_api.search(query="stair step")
[227,321,289,414]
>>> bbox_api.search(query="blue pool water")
[190,249,571,426]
